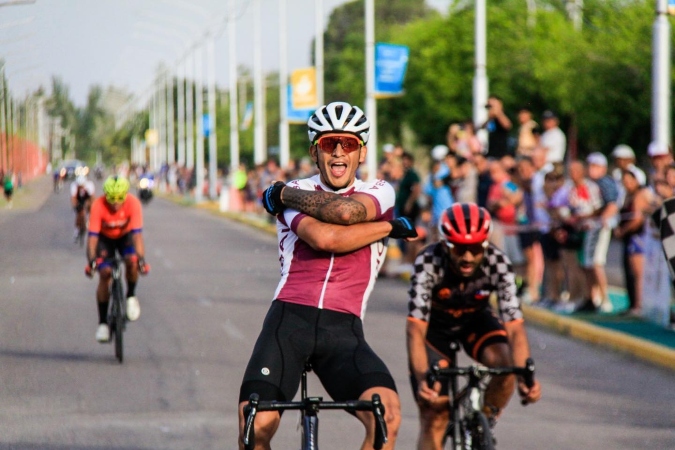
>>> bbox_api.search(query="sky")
[0,0,451,108]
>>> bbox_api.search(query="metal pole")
[166,69,175,165]
[176,60,186,166]
[279,0,290,169]
[253,0,266,165]
[228,0,239,174]
[207,33,219,200]
[186,52,195,170]
[194,44,205,202]
[315,0,324,106]
[365,0,376,181]
[653,0,671,147]
[158,70,166,167]
[473,0,489,145]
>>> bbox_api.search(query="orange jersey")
[88,194,143,239]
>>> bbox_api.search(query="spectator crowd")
[174,95,674,320]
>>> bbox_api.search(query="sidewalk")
[179,197,675,371]
[0,174,53,223]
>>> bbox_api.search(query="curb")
[163,196,675,371]
[522,304,675,371]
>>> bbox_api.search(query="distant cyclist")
[406,203,541,449]
[238,101,418,449]
[70,175,96,242]
[85,176,149,342]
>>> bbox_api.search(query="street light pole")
[653,0,671,147]
[227,0,239,175]
[365,0,376,181]
[253,0,266,165]
[207,33,219,200]
[473,0,489,145]
[194,43,205,203]
[279,0,290,169]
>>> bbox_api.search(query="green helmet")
[103,176,130,203]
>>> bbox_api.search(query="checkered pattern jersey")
[407,242,524,323]
[659,197,675,283]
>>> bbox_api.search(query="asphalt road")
[1,190,674,449]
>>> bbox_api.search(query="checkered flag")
[660,197,675,285]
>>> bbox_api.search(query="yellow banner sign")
[291,67,318,110]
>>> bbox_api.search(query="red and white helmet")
[438,203,492,246]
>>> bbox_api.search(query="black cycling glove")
[388,217,418,239]
[261,181,286,216]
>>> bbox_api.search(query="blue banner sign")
[374,43,409,98]
[203,113,211,137]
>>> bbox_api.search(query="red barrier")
[0,133,49,183]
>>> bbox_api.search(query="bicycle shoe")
[96,323,110,343]
[126,296,141,321]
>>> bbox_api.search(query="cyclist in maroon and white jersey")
[407,203,542,449]
[238,101,418,450]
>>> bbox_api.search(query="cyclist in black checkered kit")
[406,202,542,449]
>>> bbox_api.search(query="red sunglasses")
[314,136,363,154]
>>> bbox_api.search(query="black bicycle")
[242,362,388,450]
[426,341,535,450]
[107,255,126,363]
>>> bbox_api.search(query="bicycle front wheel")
[112,278,125,363]
[468,412,494,450]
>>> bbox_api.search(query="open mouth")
[459,261,475,275]
[330,162,348,178]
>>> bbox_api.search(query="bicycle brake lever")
[242,394,259,449]
[520,358,535,406]
[523,358,535,388]
[426,363,439,387]
[371,394,388,449]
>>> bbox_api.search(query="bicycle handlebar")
[426,358,536,390]
[242,393,388,450]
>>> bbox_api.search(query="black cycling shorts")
[410,308,509,399]
[95,233,136,269]
[239,301,397,404]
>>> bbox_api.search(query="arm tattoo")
[282,187,367,225]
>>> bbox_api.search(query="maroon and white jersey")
[273,175,396,319]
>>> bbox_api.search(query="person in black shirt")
[482,95,513,159]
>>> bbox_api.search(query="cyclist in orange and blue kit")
[85,176,149,343]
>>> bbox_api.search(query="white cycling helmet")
[76,175,87,186]
[307,101,370,144]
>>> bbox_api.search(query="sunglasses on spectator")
[313,136,363,154]
[445,241,488,255]
[106,194,126,204]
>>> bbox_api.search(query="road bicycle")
[426,341,535,450]
[242,362,388,450]
[74,205,88,247]
[107,255,126,363]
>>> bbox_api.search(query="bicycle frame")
[242,363,388,450]
[426,341,535,450]
[108,255,126,363]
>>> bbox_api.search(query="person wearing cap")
[610,144,637,207]
[377,142,398,184]
[516,107,540,157]
[586,152,619,312]
[647,141,673,185]
[482,95,513,159]
[614,164,651,316]
[539,110,566,164]
[566,160,604,312]
[424,145,455,241]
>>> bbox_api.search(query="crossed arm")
[279,186,394,253]
[280,186,374,224]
